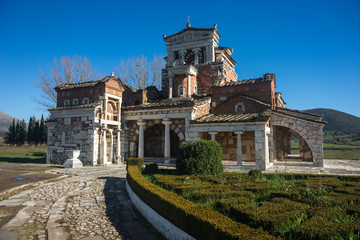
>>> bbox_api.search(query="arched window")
[194,85,197,95]
[178,85,184,96]
[235,102,245,114]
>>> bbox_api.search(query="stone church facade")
[46,23,326,170]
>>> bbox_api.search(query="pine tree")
[4,119,16,145]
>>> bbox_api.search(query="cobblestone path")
[0,165,159,240]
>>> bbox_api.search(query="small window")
[194,85,197,95]
[73,99,78,106]
[83,98,89,105]
[64,100,70,107]
[235,102,245,114]
[178,85,184,96]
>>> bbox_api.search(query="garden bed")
[145,170,360,239]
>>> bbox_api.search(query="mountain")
[305,108,360,136]
[0,111,18,132]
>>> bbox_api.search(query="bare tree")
[35,55,99,108]
[115,54,165,90]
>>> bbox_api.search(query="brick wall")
[212,80,274,107]
[56,85,103,107]
[194,102,210,118]
[211,96,269,114]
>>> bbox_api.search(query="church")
[46,22,326,170]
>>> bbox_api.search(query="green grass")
[324,149,360,160]
[0,138,47,163]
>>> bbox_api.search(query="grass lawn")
[148,170,360,240]
[0,137,47,163]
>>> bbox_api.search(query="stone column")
[209,131,217,141]
[115,128,122,163]
[234,131,244,166]
[163,118,172,162]
[109,129,113,164]
[179,49,186,64]
[137,119,146,158]
[102,126,107,165]
[169,77,173,99]
[255,128,271,170]
[103,97,108,120]
[187,74,191,97]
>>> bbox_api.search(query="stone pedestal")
[64,150,83,168]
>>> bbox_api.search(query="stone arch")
[271,112,324,166]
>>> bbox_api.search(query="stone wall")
[47,110,97,165]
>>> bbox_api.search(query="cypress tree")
[39,115,47,144]
[16,119,27,146]
[27,116,36,145]
[4,118,16,145]
[34,121,40,146]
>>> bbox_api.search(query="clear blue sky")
[0,0,359,121]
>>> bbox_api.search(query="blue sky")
[0,0,359,121]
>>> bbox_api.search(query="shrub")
[127,165,278,240]
[248,169,263,181]
[176,140,223,175]
[126,158,144,170]
[143,162,158,174]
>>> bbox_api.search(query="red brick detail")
[211,96,269,114]
[194,102,210,118]
[211,80,275,108]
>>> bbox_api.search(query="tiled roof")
[213,73,274,87]
[49,102,100,111]
[191,110,272,124]
[274,107,326,123]
[164,27,216,40]
[55,76,121,90]
[122,83,138,92]
[123,96,211,111]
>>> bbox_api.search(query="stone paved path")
[0,164,159,240]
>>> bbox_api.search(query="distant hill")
[0,111,17,132]
[305,108,360,137]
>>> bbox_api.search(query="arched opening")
[273,126,313,162]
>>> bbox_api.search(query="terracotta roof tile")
[191,110,271,124]
[55,76,121,90]
[274,108,326,124]
[49,102,100,111]
[123,96,211,111]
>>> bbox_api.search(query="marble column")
[137,120,146,158]
[102,126,107,165]
[169,77,173,99]
[115,128,122,163]
[209,131,217,141]
[234,131,244,166]
[109,129,113,164]
[163,118,172,162]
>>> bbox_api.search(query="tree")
[114,54,165,90]
[4,118,27,146]
[16,120,27,146]
[35,55,100,108]
[4,119,16,145]
[34,121,40,146]
[39,115,47,144]
[27,116,36,145]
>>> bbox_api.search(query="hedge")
[127,165,279,240]
[126,158,144,170]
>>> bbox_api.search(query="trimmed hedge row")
[127,165,279,240]
[150,171,360,239]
